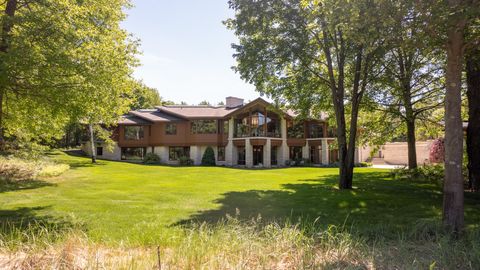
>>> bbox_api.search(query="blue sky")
[121,0,260,105]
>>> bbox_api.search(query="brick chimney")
[225,96,244,108]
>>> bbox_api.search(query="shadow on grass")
[0,178,56,193]
[175,171,480,233]
[0,206,79,244]
[62,150,107,169]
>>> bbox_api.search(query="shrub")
[429,138,445,163]
[391,164,445,185]
[0,157,38,180]
[179,156,194,166]
[143,152,161,164]
[201,146,216,166]
[355,162,372,167]
[285,159,293,166]
[0,156,69,181]
[38,164,70,177]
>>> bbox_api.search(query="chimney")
[225,96,244,108]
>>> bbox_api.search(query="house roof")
[130,110,184,122]
[156,105,240,119]
[118,114,153,125]
[118,97,328,125]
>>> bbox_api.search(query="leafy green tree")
[226,0,386,188]
[129,80,162,110]
[371,1,445,169]
[0,0,137,155]
[198,100,211,106]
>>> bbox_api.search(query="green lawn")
[1,151,479,245]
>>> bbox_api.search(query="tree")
[465,42,480,191]
[442,0,468,233]
[374,1,445,169]
[130,80,162,110]
[226,0,385,188]
[198,100,211,106]
[0,0,137,153]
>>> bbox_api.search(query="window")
[96,146,103,156]
[124,126,144,140]
[327,127,336,137]
[217,146,225,161]
[121,147,146,160]
[169,146,190,161]
[308,123,324,138]
[165,123,177,135]
[289,146,303,161]
[271,146,278,165]
[287,121,304,138]
[267,118,281,138]
[223,120,229,135]
[234,118,249,137]
[250,110,266,137]
[191,120,217,134]
[237,147,246,165]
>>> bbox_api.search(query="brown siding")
[250,139,267,146]
[287,138,306,147]
[117,120,228,147]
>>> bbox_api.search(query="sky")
[121,0,261,105]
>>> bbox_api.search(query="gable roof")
[156,105,240,119]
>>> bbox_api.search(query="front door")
[253,146,263,166]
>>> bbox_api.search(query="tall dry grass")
[1,217,479,269]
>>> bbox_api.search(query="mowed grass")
[1,151,480,246]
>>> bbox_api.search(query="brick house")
[82,97,340,168]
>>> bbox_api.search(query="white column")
[245,139,253,168]
[322,139,329,165]
[279,117,289,165]
[302,141,309,160]
[264,139,271,168]
[226,118,235,166]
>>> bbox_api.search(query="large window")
[217,146,225,161]
[289,146,303,161]
[234,110,281,138]
[191,120,217,134]
[124,126,144,140]
[271,146,278,165]
[169,146,190,161]
[121,147,146,160]
[237,147,246,165]
[165,123,177,135]
[287,121,304,138]
[250,110,266,137]
[234,118,249,137]
[222,120,229,135]
[267,118,281,138]
[308,123,324,138]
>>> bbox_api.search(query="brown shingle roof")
[118,115,152,125]
[130,110,184,122]
[157,105,240,119]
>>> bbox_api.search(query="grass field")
[1,151,480,268]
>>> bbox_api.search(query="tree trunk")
[466,48,480,192]
[89,123,96,163]
[0,0,18,149]
[443,1,465,233]
[406,118,418,169]
[335,100,350,189]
